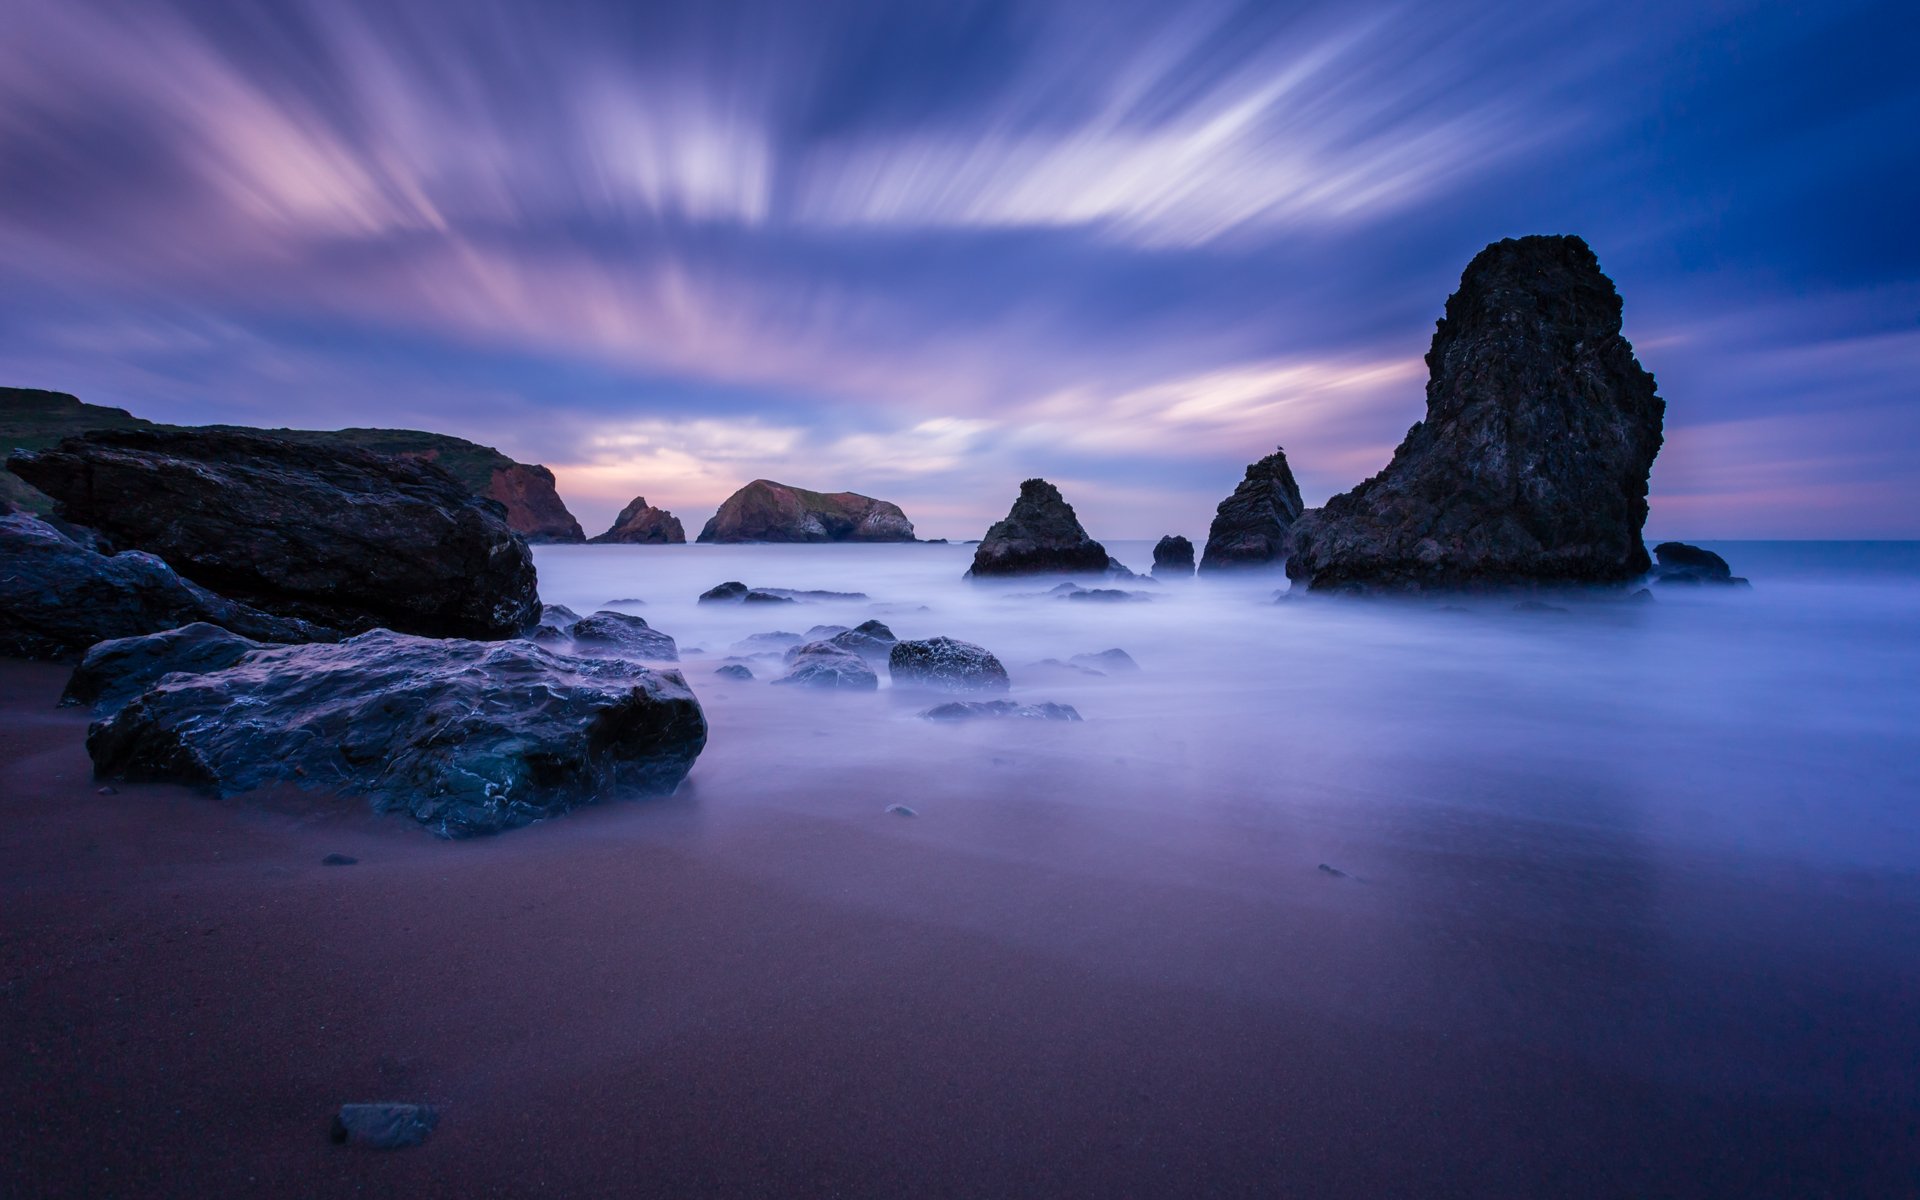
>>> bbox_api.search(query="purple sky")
[2,0,1916,540]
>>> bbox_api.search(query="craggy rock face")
[968,479,1110,577]
[1152,535,1195,576]
[0,513,335,661]
[1198,450,1303,572]
[697,479,915,543]
[1286,236,1665,593]
[85,630,708,838]
[888,636,1011,693]
[486,463,587,543]
[589,495,687,545]
[10,429,541,639]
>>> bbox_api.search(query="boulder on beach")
[921,700,1082,722]
[888,637,1010,693]
[969,479,1111,577]
[589,496,686,545]
[567,610,680,661]
[1652,541,1749,586]
[698,479,915,543]
[1153,535,1195,577]
[85,630,708,838]
[1199,450,1304,572]
[62,622,263,714]
[0,513,333,661]
[1285,236,1666,593]
[772,642,879,690]
[10,428,541,638]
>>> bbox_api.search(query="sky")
[1,0,1916,540]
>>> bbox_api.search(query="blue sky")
[1,0,1915,538]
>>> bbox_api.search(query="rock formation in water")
[968,479,1111,577]
[10,429,541,639]
[773,642,880,689]
[566,610,681,661]
[1152,535,1195,576]
[0,514,335,660]
[888,637,1011,692]
[84,629,707,837]
[920,700,1081,721]
[1651,541,1749,586]
[1285,236,1665,592]
[1198,450,1304,572]
[590,496,686,545]
[697,480,915,543]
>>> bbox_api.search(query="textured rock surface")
[481,462,585,543]
[0,513,333,661]
[1152,535,1195,576]
[888,637,1010,693]
[11,429,541,638]
[62,622,262,713]
[86,631,707,837]
[969,479,1110,577]
[1286,236,1665,592]
[589,496,686,544]
[567,610,680,661]
[921,700,1081,721]
[772,642,879,689]
[331,1104,440,1149]
[1199,450,1303,572]
[698,480,915,543]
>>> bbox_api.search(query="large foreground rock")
[968,480,1110,577]
[888,637,1010,693]
[1286,236,1665,592]
[86,631,707,837]
[590,496,686,544]
[1199,450,1303,572]
[698,479,915,543]
[0,514,332,661]
[10,429,541,638]
[63,622,262,713]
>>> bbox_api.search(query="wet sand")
[3,655,1917,1198]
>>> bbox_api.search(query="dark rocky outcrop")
[714,663,755,681]
[62,622,262,713]
[331,1104,440,1150]
[528,604,581,644]
[85,630,707,837]
[921,700,1081,722]
[1652,541,1749,586]
[969,479,1110,577]
[1199,450,1304,572]
[698,480,915,543]
[11,429,541,638]
[772,642,879,690]
[789,619,897,665]
[589,496,686,545]
[1,513,333,661]
[1153,535,1195,577]
[888,637,1010,693]
[1286,236,1666,592]
[0,387,155,515]
[1064,588,1149,603]
[568,610,680,661]
[700,581,750,603]
[743,590,794,604]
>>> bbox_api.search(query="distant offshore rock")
[85,630,707,837]
[1651,541,1750,586]
[589,495,685,544]
[1286,235,1665,592]
[921,700,1081,722]
[1152,535,1195,577]
[1199,449,1304,572]
[11,429,541,639]
[969,479,1110,577]
[698,479,915,543]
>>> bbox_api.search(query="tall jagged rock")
[697,480,915,543]
[968,479,1110,577]
[1286,236,1665,592]
[1152,534,1195,577]
[10,429,541,639]
[1198,450,1303,572]
[590,496,686,544]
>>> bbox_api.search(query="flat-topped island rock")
[698,479,915,543]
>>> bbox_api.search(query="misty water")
[531,539,1920,1129]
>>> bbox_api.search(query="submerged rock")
[86,631,707,837]
[62,622,262,714]
[729,631,802,655]
[713,663,755,681]
[889,637,1010,693]
[568,610,680,661]
[1285,236,1666,592]
[968,479,1110,577]
[589,495,686,545]
[698,479,915,543]
[1199,449,1304,572]
[772,642,879,690]
[1652,541,1749,586]
[699,581,750,603]
[10,428,540,638]
[1153,535,1195,577]
[742,590,795,604]
[0,513,332,661]
[1063,588,1149,603]
[331,1104,440,1150]
[920,700,1081,722]
[790,619,897,665]
[1070,648,1139,674]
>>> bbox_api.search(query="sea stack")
[1198,449,1304,572]
[1285,236,1665,592]
[1152,535,1195,577]
[697,480,915,543]
[590,496,686,544]
[969,479,1110,577]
